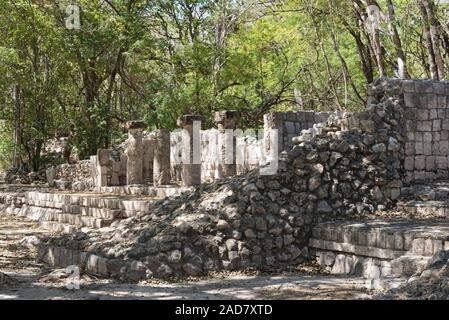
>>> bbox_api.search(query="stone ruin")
[50,109,336,192]
[5,78,449,291]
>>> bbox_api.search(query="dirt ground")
[0,214,379,300]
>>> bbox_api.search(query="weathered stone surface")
[125,122,146,185]
[31,77,449,281]
[153,129,171,186]
[178,115,204,187]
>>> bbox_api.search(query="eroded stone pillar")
[142,135,155,183]
[90,149,110,187]
[125,121,147,185]
[177,115,203,186]
[153,129,171,186]
[214,110,240,178]
[263,112,283,161]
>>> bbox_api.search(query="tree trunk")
[386,0,409,78]
[419,0,442,79]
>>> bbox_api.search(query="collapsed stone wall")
[380,250,449,300]
[38,78,407,280]
[46,160,93,190]
[264,111,336,152]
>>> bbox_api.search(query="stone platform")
[397,181,449,218]
[95,185,191,197]
[309,218,449,282]
[1,185,192,233]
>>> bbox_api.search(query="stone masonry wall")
[401,80,449,183]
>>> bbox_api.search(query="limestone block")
[439,141,449,155]
[429,109,438,120]
[285,121,296,134]
[433,132,441,142]
[405,143,415,156]
[441,130,449,141]
[424,239,434,256]
[444,241,449,251]
[427,94,437,109]
[415,132,423,142]
[385,234,395,249]
[433,119,442,131]
[417,121,432,131]
[426,156,436,171]
[416,109,429,121]
[442,119,449,130]
[438,95,447,108]
[423,132,433,144]
[402,81,415,93]
[436,156,448,169]
[97,149,110,166]
[404,157,414,171]
[412,238,425,255]
[414,156,426,170]
[433,240,443,254]
[416,81,434,94]
[424,143,432,156]
[404,93,418,108]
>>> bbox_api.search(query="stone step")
[41,211,113,229]
[96,186,191,198]
[309,219,449,278]
[26,192,124,210]
[390,254,432,277]
[311,219,449,255]
[61,205,122,219]
[309,238,406,260]
[397,200,449,218]
[401,182,449,202]
[38,245,146,281]
[39,221,79,233]
[25,191,155,212]
[312,249,430,280]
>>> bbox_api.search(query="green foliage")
[0,0,448,170]
[0,122,13,171]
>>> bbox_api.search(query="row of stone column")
[123,111,240,187]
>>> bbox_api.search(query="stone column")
[91,149,110,187]
[153,129,171,186]
[142,135,155,183]
[177,115,203,187]
[125,121,147,185]
[263,112,283,163]
[214,110,240,178]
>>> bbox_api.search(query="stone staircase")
[19,187,190,233]
[309,182,449,288]
[397,181,449,218]
[309,218,449,275]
